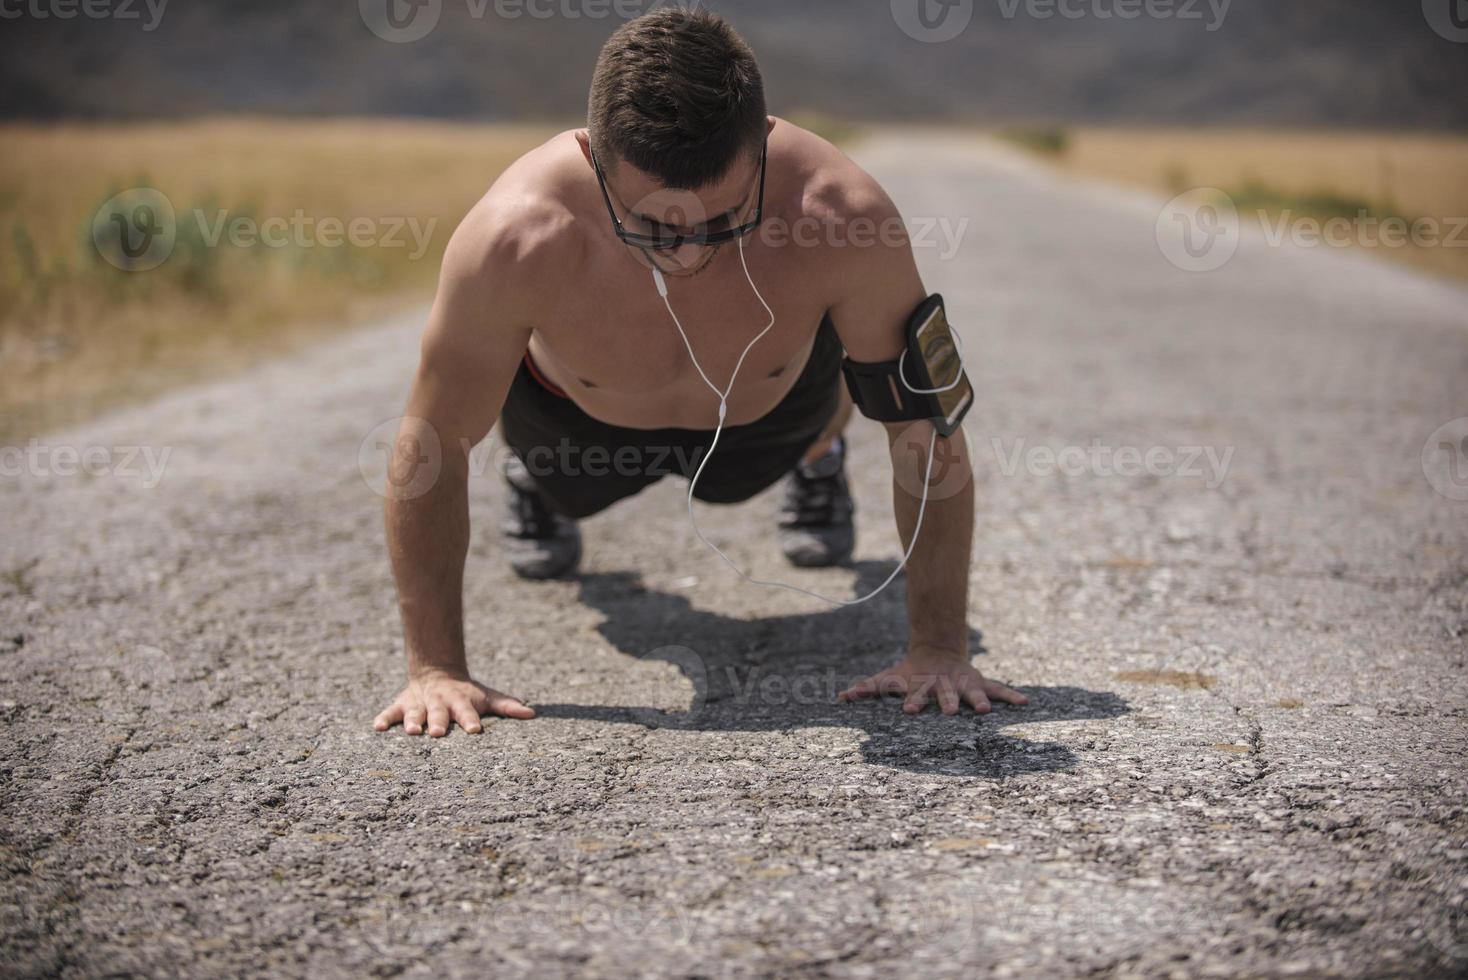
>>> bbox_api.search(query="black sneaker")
[778,436,856,568]
[501,454,581,580]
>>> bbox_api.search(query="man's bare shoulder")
[439,131,591,301]
[774,121,899,229]
[773,121,915,319]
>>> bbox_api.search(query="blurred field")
[10,120,1460,443]
[1010,126,1468,282]
[0,118,557,439]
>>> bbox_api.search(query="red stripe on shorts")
[523,351,569,399]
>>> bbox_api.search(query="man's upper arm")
[401,206,543,456]
[825,171,929,366]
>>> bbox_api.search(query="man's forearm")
[890,426,974,656]
[385,452,470,677]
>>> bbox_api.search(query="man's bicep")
[403,247,532,457]
[827,184,928,363]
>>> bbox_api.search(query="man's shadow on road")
[533,562,1129,778]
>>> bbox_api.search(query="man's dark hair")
[588,7,766,190]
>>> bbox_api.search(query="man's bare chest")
[526,251,834,427]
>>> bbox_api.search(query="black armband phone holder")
[840,294,974,437]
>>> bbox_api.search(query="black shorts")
[499,315,843,520]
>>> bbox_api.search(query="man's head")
[588,7,767,191]
[583,7,770,274]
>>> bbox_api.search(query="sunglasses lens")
[621,216,760,251]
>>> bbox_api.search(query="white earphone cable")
[653,235,946,608]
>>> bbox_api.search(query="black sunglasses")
[590,140,767,251]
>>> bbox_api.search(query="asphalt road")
[2,133,1466,978]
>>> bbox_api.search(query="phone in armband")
[840,293,975,437]
[903,295,973,437]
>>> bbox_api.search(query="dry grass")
[1048,126,1468,282]
[0,118,559,439]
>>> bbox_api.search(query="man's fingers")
[879,674,910,699]
[983,679,1029,706]
[936,676,961,716]
[839,673,912,703]
[450,699,483,735]
[903,677,933,714]
[426,703,452,737]
[837,675,881,702]
[961,684,993,714]
[374,703,405,732]
[480,688,536,720]
[403,704,427,736]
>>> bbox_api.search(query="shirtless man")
[372,8,1028,738]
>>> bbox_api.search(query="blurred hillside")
[2,0,1465,127]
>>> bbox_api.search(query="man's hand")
[373,669,535,737]
[837,644,1029,716]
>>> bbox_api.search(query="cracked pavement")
[2,133,1466,977]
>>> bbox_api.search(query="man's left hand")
[837,644,1029,715]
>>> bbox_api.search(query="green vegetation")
[998,126,1071,158]
[1227,179,1386,223]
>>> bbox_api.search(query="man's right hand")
[373,669,536,737]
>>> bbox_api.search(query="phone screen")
[913,304,973,430]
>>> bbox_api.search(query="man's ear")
[575,130,595,168]
[766,116,777,137]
